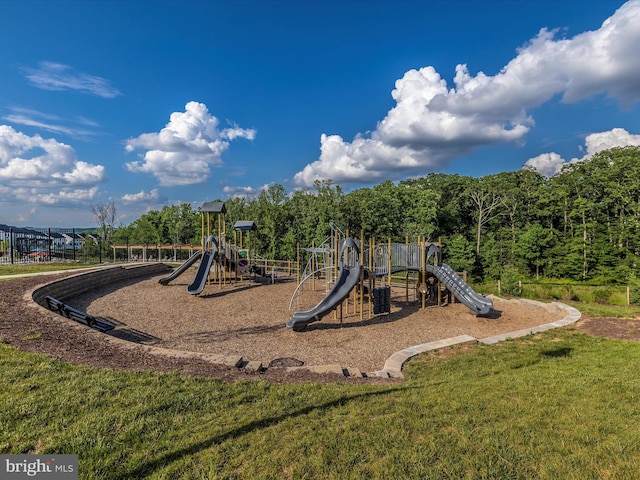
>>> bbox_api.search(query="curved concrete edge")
[24,266,386,380]
[380,300,582,379]
[26,268,582,381]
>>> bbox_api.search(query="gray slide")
[187,250,216,295]
[158,251,203,285]
[287,238,360,331]
[426,263,493,315]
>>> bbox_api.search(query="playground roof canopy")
[200,201,226,214]
[233,221,257,231]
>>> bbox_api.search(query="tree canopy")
[113,146,640,283]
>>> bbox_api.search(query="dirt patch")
[576,316,640,342]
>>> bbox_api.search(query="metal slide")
[287,238,360,331]
[187,251,216,295]
[158,251,203,285]
[426,263,494,315]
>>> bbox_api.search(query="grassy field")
[2,329,640,479]
[3,265,640,478]
[0,262,99,276]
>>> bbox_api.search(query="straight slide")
[426,263,493,315]
[187,251,216,295]
[158,251,203,285]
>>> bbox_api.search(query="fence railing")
[483,280,635,306]
[0,226,106,265]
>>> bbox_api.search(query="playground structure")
[156,202,292,295]
[122,200,492,327]
[287,231,494,331]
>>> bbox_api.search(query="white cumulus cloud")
[125,101,256,187]
[0,125,106,205]
[522,152,566,178]
[222,185,258,199]
[293,1,640,187]
[121,188,163,203]
[523,128,640,177]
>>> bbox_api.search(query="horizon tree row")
[112,146,640,284]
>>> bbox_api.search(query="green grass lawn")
[0,262,98,276]
[2,329,640,479]
[3,266,640,478]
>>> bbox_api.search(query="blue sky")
[1,0,640,228]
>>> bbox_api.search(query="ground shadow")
[198,283,261,299]
[541,347,572,358]
[113,386,416,480]
[174,323,285,343]
[483,309,503,320]
[296,299,486,331]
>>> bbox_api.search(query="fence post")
[497,280,501,295]
[627,286,631,306]
[10,227,14,265]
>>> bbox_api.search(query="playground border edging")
[27,266,582,381]
[379,299,582,379]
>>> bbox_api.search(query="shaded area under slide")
[158,251,203,285]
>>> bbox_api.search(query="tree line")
[112,146,640,284]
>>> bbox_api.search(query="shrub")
[593,287,613,305]
[500,266,522,297]
[629,275,640,305]
[560,285,579,301]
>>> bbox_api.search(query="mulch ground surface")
[1,271,637,383]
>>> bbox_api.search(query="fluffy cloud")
[0,125,106,205]
[222,185,258,199]
[23,61,122,98]
[121,188,163,203]
[522,152,566,178]
[293,1,640,187]
[125,102,256,187]
[523,128,640,177]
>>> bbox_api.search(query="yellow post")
[359,229,364,320]
[387,237,392,288]
[311,239,315,291]
[368,236,374,319]
[405,235,409,302]
[436,240,442,307]
[296,243,300,284]
[333,231,339,321]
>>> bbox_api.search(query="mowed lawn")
[2,327,640,479]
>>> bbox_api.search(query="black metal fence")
[0,225,106,265]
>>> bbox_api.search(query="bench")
[44,296,115,332]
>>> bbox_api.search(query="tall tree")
[469,182,504,254]
[90,199,117,244]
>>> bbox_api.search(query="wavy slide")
[158,251,203,285]
[287,237,361,331]
[426,263,493,315]
[286,265,361,331]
